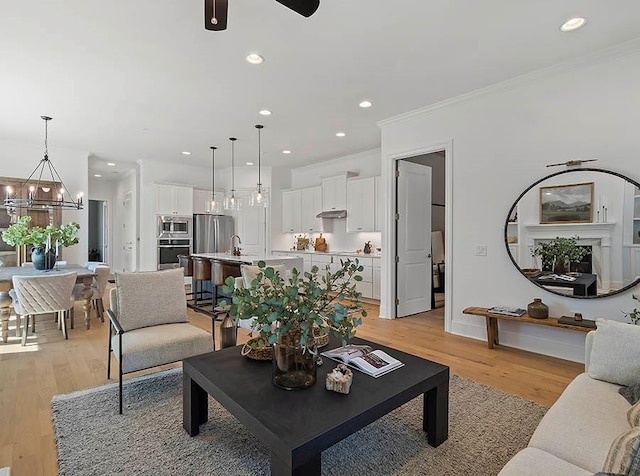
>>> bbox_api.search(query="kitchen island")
[191,253,303,271]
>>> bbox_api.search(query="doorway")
[88,200,108,263]
[395,151,447,319]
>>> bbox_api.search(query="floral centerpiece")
[623,293,640,325]
[223,259,367,390]
[1,216,80,270]
[530,236,589,273]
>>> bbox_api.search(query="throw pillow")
[603,427,640,475]
[588,319,640,386]
[629,400,640,427]
[621,383,640,405]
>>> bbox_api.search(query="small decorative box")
[325,364,353,394]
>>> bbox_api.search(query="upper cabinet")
[155,184,193,216]
[193,189,225,215]
[282,189,302,233]
[300,186,323,233]
[374,176,383,232]
[346,177,375,233]
[321,175,347,211]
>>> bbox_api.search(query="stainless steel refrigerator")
[192,214,234,254]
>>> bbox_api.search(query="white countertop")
[192,253,302,264]
[273,250,382,258]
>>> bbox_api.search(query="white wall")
[379,48,640,363]
[0,138,89,264]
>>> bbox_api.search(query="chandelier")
[223,137,241,211]
[249,124,268,208]
[206,146,222,214]
[4,116,83,218]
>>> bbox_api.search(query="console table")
[463,306,593,349]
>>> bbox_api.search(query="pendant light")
[249,124,268,208]
[206,146,222,214]
[4,116,83,219]
[223,137,241,211]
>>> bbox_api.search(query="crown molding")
[377,37,640,128]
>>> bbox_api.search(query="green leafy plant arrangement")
[223,259,367,352]
[531,236,589,272]
[1,216,80,248]
[623,293,640,325]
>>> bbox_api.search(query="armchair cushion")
[588,319,640,386]
[115,268,187,332]
[111,322,211,373]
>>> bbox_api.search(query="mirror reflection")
[505,168,640,298]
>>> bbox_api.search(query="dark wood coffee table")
[183,337,449,475]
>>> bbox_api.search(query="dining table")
[0,264,97,343]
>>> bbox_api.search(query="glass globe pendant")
[206,146,222,214]
[223,137,241,211]
[249,124,268,208]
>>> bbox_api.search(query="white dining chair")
[11,272,77,346]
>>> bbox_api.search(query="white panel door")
[397,161,432,317]
[122,190,136,272]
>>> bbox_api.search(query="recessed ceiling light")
[282,150,292,154]
[246,53,264,65]
[94,174,102,178]
[181,151,191,155]
[246,162,254,166]
[259,109,272,116]
[560,17,586,32]
[336,132,346,137]
[107,162,116,167]
[359,100,373,108]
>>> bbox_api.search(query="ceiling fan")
[205,0,320,31]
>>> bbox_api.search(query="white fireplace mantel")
[524,222,617,247]
[524,222,616,292]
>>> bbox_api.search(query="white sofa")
[500,328,634,475]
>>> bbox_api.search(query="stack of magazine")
[321,345,404,378]
[488,306,526,317]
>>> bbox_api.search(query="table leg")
[423,377,449,447]
[485,316,494,349]
[183,371,208,436]
[81,276,93,330]
[0,292,12,343]
[491,317,499,345]
[271,453,321,476]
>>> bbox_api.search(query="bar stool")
[191,257,212,306]
[178,255,194,299]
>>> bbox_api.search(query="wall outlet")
[475,245,487,256]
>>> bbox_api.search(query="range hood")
[316,210,347,219]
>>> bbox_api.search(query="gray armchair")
[107,268,212,414]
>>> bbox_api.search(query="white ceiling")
[1,1,639,174]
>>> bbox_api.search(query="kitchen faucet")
[230,234,242,256]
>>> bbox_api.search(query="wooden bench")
[462,306,593,349]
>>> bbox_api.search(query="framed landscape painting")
[540,182,593,224]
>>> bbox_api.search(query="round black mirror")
[505,168,640,299]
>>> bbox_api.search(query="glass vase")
[272,332,317,390]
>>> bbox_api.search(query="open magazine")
[321,344,404,378]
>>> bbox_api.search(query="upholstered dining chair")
[70,264,110,327]
[106,268,212,414]
[11,272,77,346]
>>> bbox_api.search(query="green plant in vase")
[531,236,589,273]
[1,216,80,270]
[223,259,367,390]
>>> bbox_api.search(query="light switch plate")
[475,245,487,256]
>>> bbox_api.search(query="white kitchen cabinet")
[372,259,381,300]
[374,176,383,232]
[193,189,225,215]
[155,184,193,216]
[300,186,323,233]
[282,189,302,233]
[346,177,375,233]
[321,175,347,212]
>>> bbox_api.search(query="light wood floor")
[0,297,583,475]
